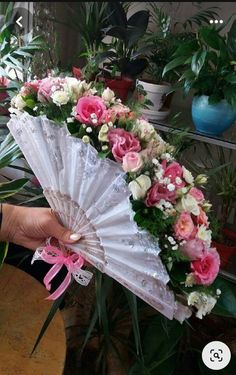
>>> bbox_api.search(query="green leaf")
[191,50,207,76]
[225,73,236,84]
[0,133,22,169]
[31,290,67,355]
[163,56,190,77]
[127,10,149,48]
[0,178,29,199]
[199,27,222,50]
[227,19,236,58]
[212,276,236,317]
[0,241,9,267]
[123,289,143,357]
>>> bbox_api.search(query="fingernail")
[69,233,81,241]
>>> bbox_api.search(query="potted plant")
[163,18,236,136]
[137,4,220,121]
[99,2,150,102]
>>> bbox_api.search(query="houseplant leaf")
[227,19,236,58]
[212,276,236,317]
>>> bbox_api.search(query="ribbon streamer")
[31,240,93,300]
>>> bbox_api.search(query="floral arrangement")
[9,75,221,319]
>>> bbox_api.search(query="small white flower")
[71,106,77,116]
[66,117,74,123]
[51,90,70,106]
[167,183,175,192]
[90,113,97,119]
[108,121,113,127]
[172,245,178,250]
[91,118,98,124]
[82,124,86,128]
[175,177,182,185]
[102,145,108,151]
[33,106,38,111]
[152,158,159,165]
[216,289,221,296]
[86,127,92,133]
[164,244,168,248]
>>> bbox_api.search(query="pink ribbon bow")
[32,242,93,300]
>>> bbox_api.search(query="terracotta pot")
[104,76,134,102]
[212,228,236,268]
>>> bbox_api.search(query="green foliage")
[0,2,45,82]
[163,17,236,106]
[212,276,236,318]
[129,314,183,375]
[132,200,175,238]
[145,4,219,84]
[100,2,150,78]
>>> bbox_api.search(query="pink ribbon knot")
[31,243,93,300]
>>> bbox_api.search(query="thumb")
[47,221,81,243]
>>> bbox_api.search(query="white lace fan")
[7,112,191,322]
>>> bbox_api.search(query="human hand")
[0,204,80,250]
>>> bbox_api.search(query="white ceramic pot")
[136,79,172,120]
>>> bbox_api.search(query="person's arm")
[0,203,80,250]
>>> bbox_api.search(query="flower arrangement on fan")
[8,75,221,320]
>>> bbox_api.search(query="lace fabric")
[7,112,192,322]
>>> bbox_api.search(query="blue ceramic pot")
[192,95,236,136]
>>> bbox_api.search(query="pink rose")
[191,249,220,285]
[122,152,143,172]
[189,187,205,203]
[145,182,176,207]
[163,161,185,188]
[180,238,206,260]
[104,104,130,123]
[193,207,209,228]
[24,80,41,93]
[174,212,195,240]
[38,77,64,102]
[75,96,107,126]
[108,128,141,162]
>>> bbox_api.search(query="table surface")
[0,264,66,375]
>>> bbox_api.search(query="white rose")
[64,78,91,102]
[51,90,70,106]
[177,194,200,216]
[128,175,151,200]
[12,94,26,110]
[102,87,115,103]
[182,166,194,185]
[196,225,212,246]
[98,124,109,142]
